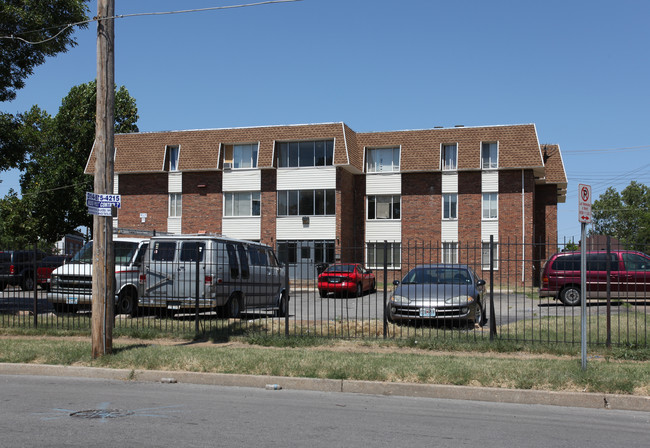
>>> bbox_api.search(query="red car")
[37,255,71,291]
[317,263,376,298]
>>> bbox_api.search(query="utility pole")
[92,0,115,358]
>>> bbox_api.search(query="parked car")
[539,250,650,306]
[317,263,376,298]
[37,255,72,291]
[0,249,47,291]
[386,264,487,325]
[47,238,148,316]
[139,234,288,318]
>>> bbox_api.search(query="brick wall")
[117,173,168,234]
[260,169,277,247]
[181,172,222,234]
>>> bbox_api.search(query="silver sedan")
[386,264,487,325]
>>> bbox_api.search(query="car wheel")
[22,275,35,291]
[355,283,363,297]
[474,301,487,326]
[116,289,137,317]
[319,289,327,298]
[275,293,288,317]
[227,296,241,318]
[370,280,376,293]
[559,286,581,306]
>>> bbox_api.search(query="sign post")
[578,184,592,370]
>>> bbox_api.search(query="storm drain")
[70,409,134,419]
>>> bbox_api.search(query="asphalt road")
[1,374,648,448]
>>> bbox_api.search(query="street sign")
[86,192,121,216]
[578,184,592,223]
[86,192,121,208]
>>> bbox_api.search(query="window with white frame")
[482,193,498,219]
[441,144,457,171]
[166,145,179,171]
[367,195,400,220]
[277,141,334,168]
[367,242,401,268]
[169,193,182,217]
[366,147,400,173]
[224,192,261,216]
[481,142,498,169]
[277,189,335,216]
[442,193,458,219]
[224,143,258,169]
[481,241,499,270]
[442,242,458,264]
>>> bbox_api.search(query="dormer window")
[481,142,498,169]
[277,140,334,168]
[366,147,400,173]
[442,144,457,171]
[165,145,180,171]
[224,143,259,169]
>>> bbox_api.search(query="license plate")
[167,305,181,310]
[328,278,342,283]
[66,297,78,305]
[419,307,436,317]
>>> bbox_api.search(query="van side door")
[177,241,206,300]
[145,240,177,299]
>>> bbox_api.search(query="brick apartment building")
[86,122,567,282]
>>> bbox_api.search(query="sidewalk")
[1,363,648,412]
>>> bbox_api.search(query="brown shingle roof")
[86,122,551,176]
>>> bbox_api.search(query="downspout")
[521,169,525,284]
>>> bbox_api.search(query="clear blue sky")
[1,0,649,242]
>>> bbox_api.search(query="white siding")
[167,217,182,234]
[222,170,261,192]
[277,167,336,190]
[366,173,401,195]
[482,221,499,241]
[276,216,336,240]
[168,172,182,193]
[441,220,458,241]
[482,171,499,192]
[222,217,261,240]
[365,220,401,242]
[441,172,458,193]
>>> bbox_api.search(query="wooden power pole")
[92,0,115,358]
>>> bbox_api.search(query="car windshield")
[325,264,355,273]
[402,267,471,285]
[69,241,139,265]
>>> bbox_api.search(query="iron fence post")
[285,262,290,337]
[33,242,38,328]
[383,240,388,339]
[489,235,497,339]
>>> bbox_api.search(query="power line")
[562,145,650,154]
[0,0,303,45]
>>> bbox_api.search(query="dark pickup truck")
[0,250,47,291]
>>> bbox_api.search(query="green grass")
[1,336,648,395]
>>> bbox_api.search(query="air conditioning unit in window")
[223,162,232,170]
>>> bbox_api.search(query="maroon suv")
[539,250,650,305]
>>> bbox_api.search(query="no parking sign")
[578,184,592,224]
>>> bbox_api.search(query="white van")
[47,237,149,316]
[138,235,288,318]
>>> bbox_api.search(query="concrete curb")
[1,363,649,412]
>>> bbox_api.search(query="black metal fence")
[1,238,648,347]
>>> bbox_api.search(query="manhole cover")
[70,409,134,419]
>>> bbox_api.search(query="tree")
[0,81,139,245]
[591,181,650,251]
[0,0,89,102]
